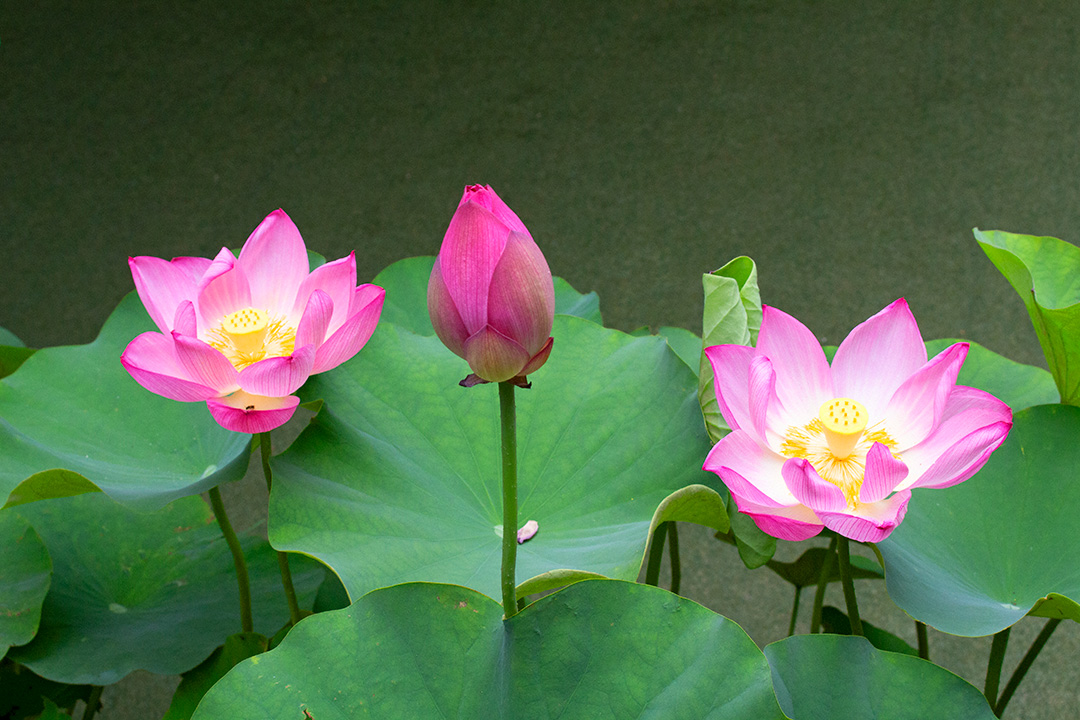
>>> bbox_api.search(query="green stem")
[667,521,681,594]
[995,618,1061,716]
[788,586,803,637]
[259,432,303,626]
[208,486,253,633]
[837,536,863,636]
[82,686,104,720]
[499,381,519,619]
[644,522,668,587]
[984,626,1011,709]
[810,535,838,634]
[916,621,930,660]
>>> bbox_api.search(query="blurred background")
[2,1,1077,717]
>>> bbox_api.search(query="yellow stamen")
[206,308,296,371]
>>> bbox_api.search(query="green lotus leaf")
[271,315,715,601]
[766,634,995,719]
[819,606,917,656]
[163,632,269,720]
[0,513,51,659]
[0,660,90,720]
[879,404,1080,636]
[716,493,777,568]
[0,326,35,380]
[8,493,323,685]
[193,580,784,719]
[925,338,1057,411]
[765,545,882,588]
[0,292,251,510]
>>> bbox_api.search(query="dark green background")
[2,1,1076,717]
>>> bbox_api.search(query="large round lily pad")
[0,512,51,659]
[270,314,716,601]
[193,579,784,719]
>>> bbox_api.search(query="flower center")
[207,307,296,370]
[818,397,867,459]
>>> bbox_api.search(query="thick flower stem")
[208,486,253,633]
[644,522,668,587]
[810,535,838,634]
[499,381,519,619]
[667,522,681,594]
[995,618,1061,716]
[259,432,303,626]
[837,536,863,636]
[82,685,104,720]
[916,621,930,660]
[788,586,803,637]
[984,626,1011,708]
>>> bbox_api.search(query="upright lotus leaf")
[372,256,602,337]
[193,580,785,719]
[270,315,715,601]
[976,229,1080,404]
[698,256,762,443]
[879,404,1080,636]
[925,338,1058,411]
[8,493,324,685]
[0,327,35,380]
[0,513,51,658]
[0,292,251,510]
[766,635,996,719]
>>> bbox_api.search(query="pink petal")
[206,391,300,434]
[121,332,219,402]
[173,301,197,338]
[172,333,241,393]
[463,185,529,234]
[782,457,847,512]
[747,355,788,448]
[755,305,832,424]
[239,344,316,397]
[428,259,469,356]
[486,231,555,355]
[238,209,310,315]
[462,325,530,383]
[296,289,333,348]
[731,494,824,541]
[859,442,909,504]
[703,429,795,506]
[704,344,756,435]
[311,285,385,374]
[818,490,910,542]
[290,252,357,333]
[832,298,927,421]
[884,342,968,449]
[519,336,554,376]
[196,257,252,331]
[437,200,510,332]
[171,256,213,282]
[129,256,202,334]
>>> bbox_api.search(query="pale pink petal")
[704,344,756,435]
[207,391,300,434]
[173,301,197,338]
[818,490,910,542]
[859,442,909,504]
[755,305,832,423]
[197,248,238,296]
[747,355,789,448]
[883,342,968,448]
[171,256,213,282]
[290,252,356,333]
[238,209,310,315]
[465,185,529,234]
[782,457,848,512]
[295,289,333,349]
[121,332,219,401]
[129,256,201,334]
[239,344,316,397]
[832,298,927,421]
[486,231,555,355]
[311,285,385,374]
[428,259,469,356]
[438,200,509,332]
[172,333,241,393]
[519,336,554,376]
[196,260,252,331]
[732,494,824,541]
[462,325,530,383]
[703,430,795,506]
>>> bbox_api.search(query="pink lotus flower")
[703,299,1012,543]
[428,185,555,385]
[121,209,385,434]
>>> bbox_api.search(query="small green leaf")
[717,494,777,568]
[819,606,917,656]
[0,513,51,659]
[553,277,602,324]
[0,346,35,380]
[163,633,268,720]
[639,484,729,578]
[516,569,607,599]
[765,546,882,588]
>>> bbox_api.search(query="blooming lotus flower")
[703,299,1012,543]
[121,209,385,434]
[428,185,555,385]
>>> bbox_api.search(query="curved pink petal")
[239,344,316,397]
[207,391,300,434]
[172,333,241,393]
[197,248,238,296]
[196,259,252,331]
[756,305,832,424]
[731,494,824,541]
[173,301,197,338]
[438,200,510,332]
[428,259,469,356]
[703,429,795,506]
[884,342,968,449]
[290,252,357,332]
[747,355,790,448]
[311,285,385,374]
[462,325,530,383]
[486,231,555,355]
[832,298,927,421]
[519,336,554,377]
[782,457,847,512]
[704,344,756,435]
[238,209,310,316]
[121,332,219,402]
[171,256,213,282]
[818,490,910,542]
[464,184,529,234]
[859,442,909,504]
[296,289,333,349]
[129,256,202,334]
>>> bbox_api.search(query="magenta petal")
[171,256,213,282]
[311,285,385,374]
[238,209,310,315]
[755,305,832,423]
[747,355,785,448]
[291,252,357,332]
[206,391,300,434]
[832,298,927,421]
[121,332,219,402]
[428,259,469,356]
[173,301,197,338]
[818,490,910,542]
[731,494,824,541]
[296,289,333,349]
[859,442,909,504]
[704,344,757,434]
[172,333,241,393]
[486,231,555,355]
[703,430,794,506]
[463,185,529,234]
[782,457,847,512]
[438,200,510,331]
[196,260,252,331]
[239,344,316,397]
[884,342,968,449]
[462,325,531,383]
[519,336,554,377]
[129,256,202,335]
